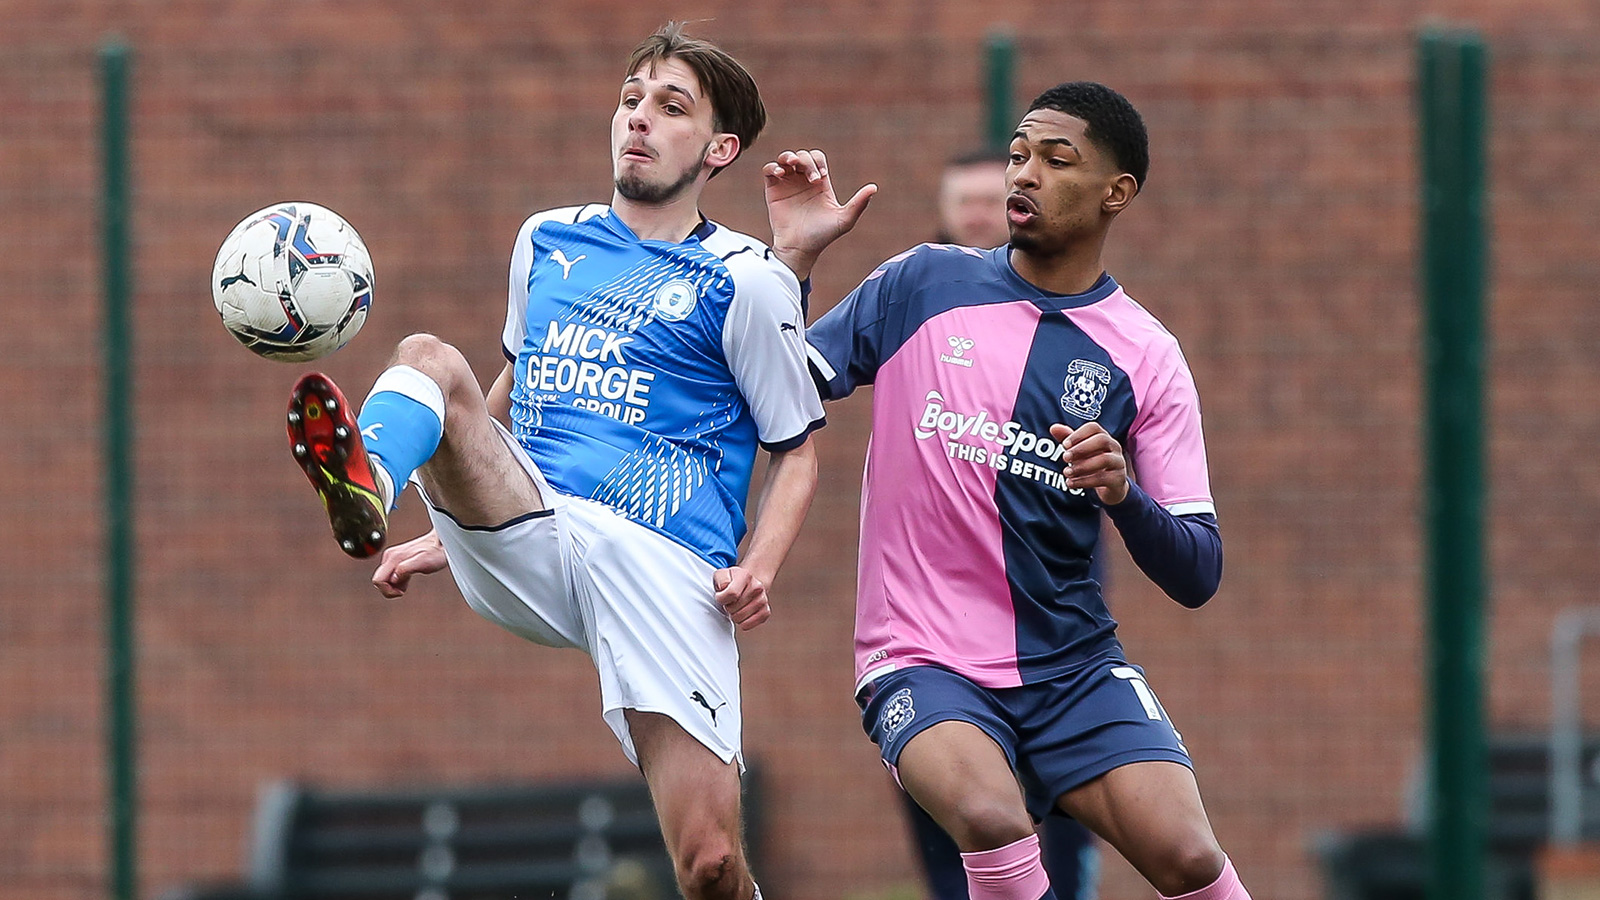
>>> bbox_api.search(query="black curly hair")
[1025,82,1149,189]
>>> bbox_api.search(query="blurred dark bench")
[1318,733,1600,900]
[161,771,762,900]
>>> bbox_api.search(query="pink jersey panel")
[1062,289,1214,513]
[855,300,1044,689]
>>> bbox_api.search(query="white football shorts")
[417,420,742,768]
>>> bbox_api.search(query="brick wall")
[4,3,1600,899]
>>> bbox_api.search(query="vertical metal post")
[1419,26,1489,900]
[100,38,137,900]
[984,28,1016,151]
[1549,610,1600,846]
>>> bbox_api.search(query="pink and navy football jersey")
[806,244,1215,690]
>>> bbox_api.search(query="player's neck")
[611,191,705,243]
[1009,236,1109,296]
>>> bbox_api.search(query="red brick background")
[4,3,1600,899]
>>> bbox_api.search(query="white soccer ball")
[211,201,374,362]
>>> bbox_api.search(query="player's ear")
[1103,173,1139,214]
[704,133,740,171]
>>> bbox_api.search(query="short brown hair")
[625,23,767,176]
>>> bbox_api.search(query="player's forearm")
[738,440,818,587]
[1104,482,1223,608]
[486,362,515,428]
[773,247,821,283]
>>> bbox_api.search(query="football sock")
[962,833,1057,900]
[1160,856,1250,900]
[358,365,446,511]
[368,461,396,514]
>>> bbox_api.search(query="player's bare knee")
[1155,836,1226,895]
[678,845,745,896]
[943,798,1034,851]
[672,835,746,900]
[393,333,472,396]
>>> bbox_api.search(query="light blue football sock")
[357,365,446,509]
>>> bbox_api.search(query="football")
[211,201,374,362]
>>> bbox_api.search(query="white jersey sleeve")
[716,238,826,451]
[502,205,605,361]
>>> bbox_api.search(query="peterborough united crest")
[1060,359,1111,420]
[653,279,698,322]
[879,688,916,740]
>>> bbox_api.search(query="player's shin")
[358,365,447,510]
[960,833,1057,900]
[1159,856,1250,900]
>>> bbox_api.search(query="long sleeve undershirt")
[1102,481,1222,609]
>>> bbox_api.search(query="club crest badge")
[653,279,698,322]
[1060,359,1111,420]
[879,688,916,741]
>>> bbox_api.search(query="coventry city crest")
[1060,359,1112,420]
[879,688,916,741]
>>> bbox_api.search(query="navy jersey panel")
[1001,313,1139,679]
[805,244,1041,399]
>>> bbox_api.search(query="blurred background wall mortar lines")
[3,3,1599,899]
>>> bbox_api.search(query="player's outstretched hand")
[763,149,877,281]
[372,530,448,598]
[714,566,771,632]
[1051,422,1131,506]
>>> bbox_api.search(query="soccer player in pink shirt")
[764,82,1252,900]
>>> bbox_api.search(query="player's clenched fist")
[372,530,449,598]
[1050,421,1130,506]
[714,566,772,631]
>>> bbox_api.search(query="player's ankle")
[368,454,396,512]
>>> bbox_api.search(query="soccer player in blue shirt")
[286,25,828,900]
[764,82,1252,900]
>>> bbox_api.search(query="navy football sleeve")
[804,249,917,400]
[1104,481,1223,609]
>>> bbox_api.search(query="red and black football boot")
[287,372,387,558]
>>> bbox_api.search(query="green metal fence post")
[99,38,137,900]
[1419,26,1489,900]
[985,28,1016,151]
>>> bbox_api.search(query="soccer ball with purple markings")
[211,201,374,362]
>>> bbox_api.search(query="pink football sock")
[1161,856,1251,900]
[961,833,1054,900]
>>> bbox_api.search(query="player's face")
[1004,110,1134,255]
[938,162,1010,247]
[612,57,727,205]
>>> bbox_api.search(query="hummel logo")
[940,335,976,368]
[360,423,383,441]
[690,690,728,725]
[552,249,586,280]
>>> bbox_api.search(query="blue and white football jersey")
[502,205,825,568]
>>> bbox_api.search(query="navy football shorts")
[857,658,1192,820]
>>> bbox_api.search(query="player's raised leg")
[288,372,390,558]
[627,710,758,900]
[373,333,543,527]
[1057,762,1249,900]
[288,332,541,557]
[897,722,1059,900]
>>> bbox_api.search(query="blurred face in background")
[938,159,1011,248]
